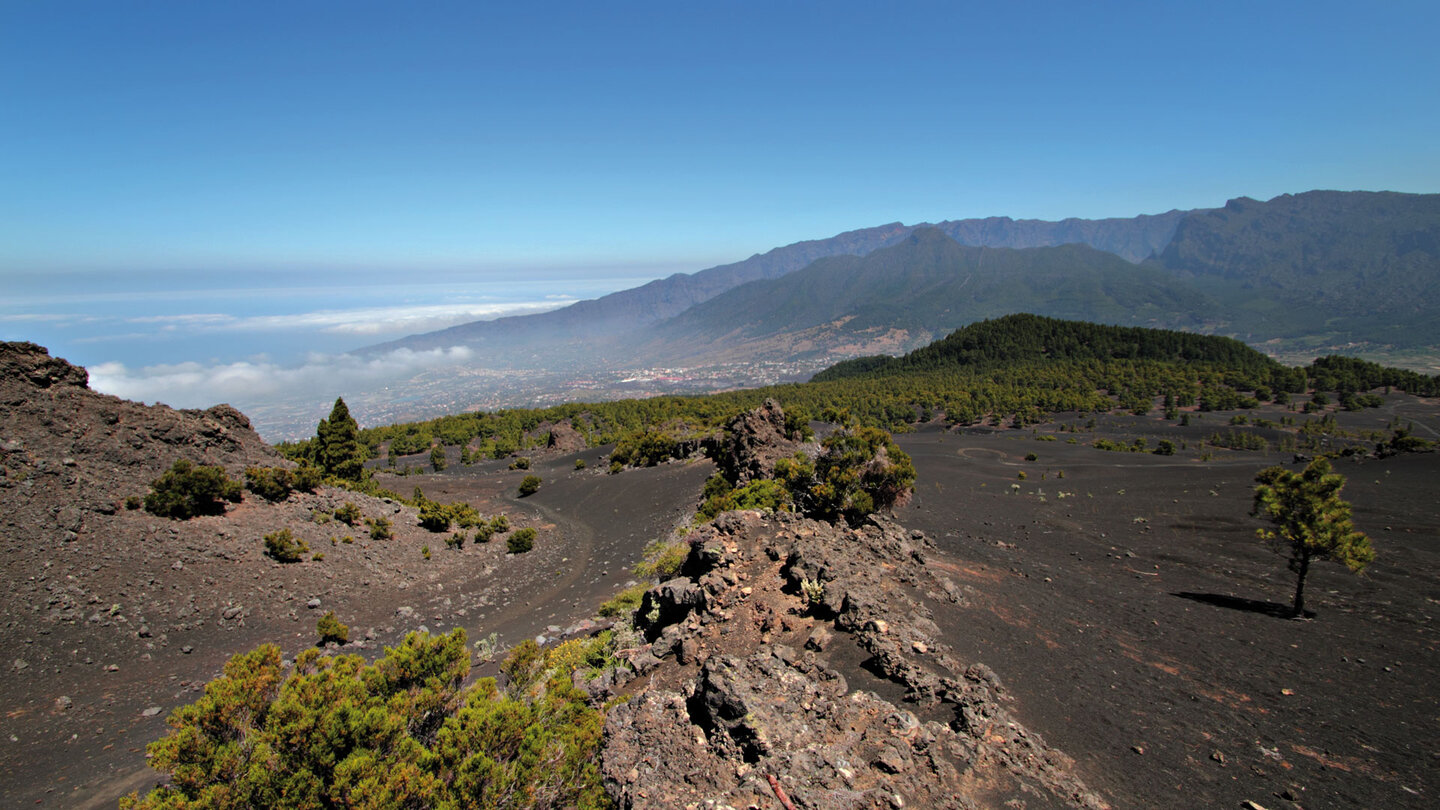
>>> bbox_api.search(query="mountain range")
[367,190,1439,374]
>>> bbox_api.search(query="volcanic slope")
[0,343,711,807]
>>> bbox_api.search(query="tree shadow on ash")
[1173,592,1312,619]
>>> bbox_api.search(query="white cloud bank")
[89,346,477,410]
[124,300,573,337]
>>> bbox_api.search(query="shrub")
[245,465,306,502]
[509,456,531,470]
[144,459,243,519]
[633,540,688,579]
[263,529,308,563]
[365,516,393,541]
[445,531,466,550]
[574,458,587,470]
[333,502,361,526]
[507,527,536,554]
[124,495,142,510]
[1154,439,1177,456]
[598,584,648,618]
[1024,452,1039,461]
[422,545,431,560]
[121,630,609,809]
[429,445,447,471]
[316,611,348,645]
[518,475,542,497]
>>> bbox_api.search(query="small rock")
[1132,745,1145,755]
[866,619,890,634]
[54,696,72,711]
[181,645,193,655]
[911,641,928,654]
[1210,749,1226,764]
[137,625,152,638]
[221,606,242,620]
[12,659,27,672]
[105,664,119,672]
[306,598,321,610]
[142,706,163,717]
[171,561,183,571]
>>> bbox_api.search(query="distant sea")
[1,269,657,421]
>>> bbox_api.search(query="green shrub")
[263,529,308,563]
[121,630,609,809]
[507,527,536,554]
[429,444,447,471]
[422,545,431,560]
[124,495,142,510]
[445,531,466,550]
[598,584,649,618]
[316,611,348,645]
[144,459,243,519]
[365,516,393,541]
[574,458,587,470]
[245,466,302,502]
[518,475,542,497]
[633,540,688,579]
[1154,439,1177,456]
[1024,452,1039,461]
[333,502,362,526]
[509,456,531,470]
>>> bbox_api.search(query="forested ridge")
[281,316,1439,466]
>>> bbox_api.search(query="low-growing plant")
[507,527,536,554]
[124,495,142,510]
[518,475,542,497]
[316,611,348,645]
[422,545,431,560]
[263,528,308,563]
[633,540,688,580]
[445,531,466,550]
[333,502,362,526]
[121,629,609,809]
[144,459,243,519]
[365,516,393,541]
[574,458,587,470]
[509,456,531,470]
[598,584,649,618]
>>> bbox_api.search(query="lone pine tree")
[314,397,365,480]
[1252,457,1374,618]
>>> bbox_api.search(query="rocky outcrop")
[601,509,1108,809]
[712,398,804,484]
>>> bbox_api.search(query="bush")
[365,516,393,541]
[429,445,447,471]
[518,475,542,497]
[144,459,243,519]
[316,611,348,645]
[633,540,688,579]
[121,630,610,809]
[507,527,536,554]
[124,495,142,511]
[598,584,649,617]
[574,458,587,470]
[509,456,531,470]
[1154,439,1177,456]
[263,529,308,563]
[244,465,321,502]
[333,502,362,526]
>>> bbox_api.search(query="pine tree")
[1252,457,1374,618]
[314,397,365,480]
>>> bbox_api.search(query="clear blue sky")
[4,0,1437,280]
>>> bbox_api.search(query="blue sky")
[2,1,1438,426]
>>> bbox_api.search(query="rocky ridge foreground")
[601,507,1106,809]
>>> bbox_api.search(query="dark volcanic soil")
[893,403,1440,810]
[4,343,1436,809]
